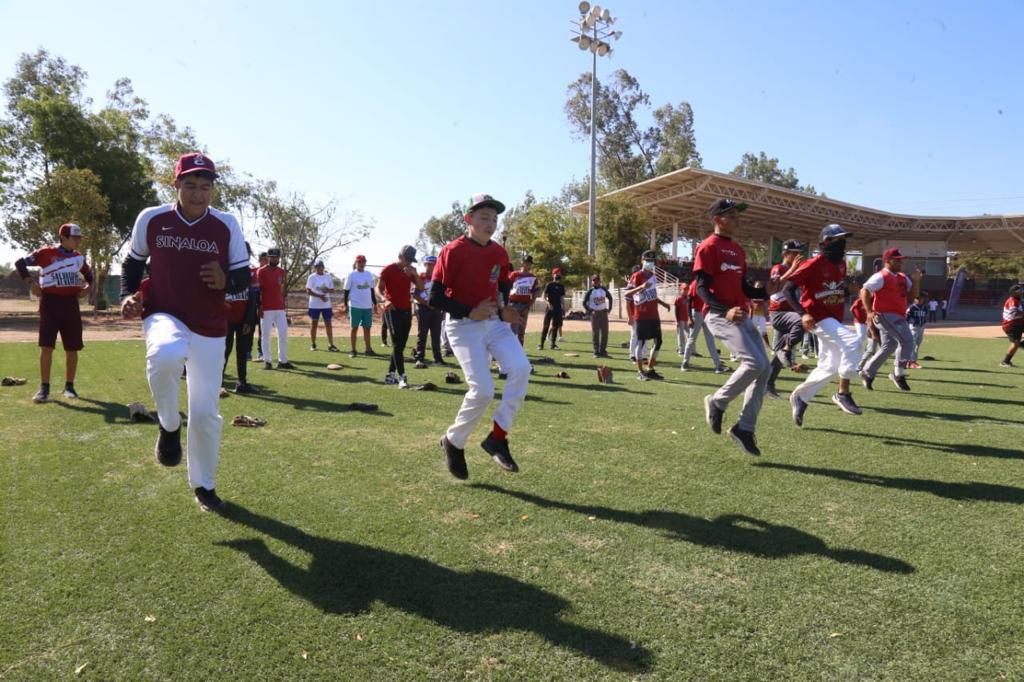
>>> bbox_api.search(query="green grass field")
[2,331,1023,680]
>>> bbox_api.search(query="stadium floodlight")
[567,3,622,256]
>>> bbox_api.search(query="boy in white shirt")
[306,259,338,352]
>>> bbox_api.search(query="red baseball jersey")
[24,246,91,296]
[787,255,848,323]
[688,279,704,313]
[508,270,540,304]
[433,235,511,310]
[225,266,257,325]
[768,262,792,313]
[1002,296,1024,331]
[864,269,911,315]
[256,265,287,311]
[850,297,868,324]
[128,204,248,337]
[673,294,690,323]
[693,234,748,312]
[379,262,414,310]
[629,270,660,321]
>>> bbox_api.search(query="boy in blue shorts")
[306,259,338,351]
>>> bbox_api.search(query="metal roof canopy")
[571,167,1024,253]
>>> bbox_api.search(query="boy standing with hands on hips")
[431,194,531,480]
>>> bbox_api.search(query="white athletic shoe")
[398,374,409,389]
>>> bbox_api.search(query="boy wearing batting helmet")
[783,224,865,427]
[119,152,250,512]
[431,193,531,479]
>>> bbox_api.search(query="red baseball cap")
[58,223,83,238]
[552,267,562,275]
[355,254,366,262]
[175,152,218,179]
[883,247,908,261]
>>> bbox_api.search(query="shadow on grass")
[469,485,913,574]
[217,504,651,673]
[246,388,393,416]
[52,396,127,423]
[911,377,1016,389]
[755,462,1024,504]
[907,392,1024,408]
[527,379,649,394]
[808,427,1024,460]
[871,405,1018,425]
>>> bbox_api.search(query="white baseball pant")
[445,317,531,449]
[260,309,288,363]
[791,317,863,403]
[144,313,226,490]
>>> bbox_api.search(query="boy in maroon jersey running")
[15,223,93,402]
[694,199,770,456]
[119,152,250,512]
[783,224,864,426]
[431,194,530,479]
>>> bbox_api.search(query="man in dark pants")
[765,239,806,398]
[583,275,613,357]
[378,245,424,388]
[539,268,566,350]
[252,251,267,361]
[224,243,259,394]
[413,255,445,368]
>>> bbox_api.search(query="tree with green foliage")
[731,152,817,195]
[593,196,659,283]
[565,69,701,190]
[950,252,1024,283]
[501,196,591,288]
[417,201,468,253]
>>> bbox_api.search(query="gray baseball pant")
[682,310,721,367]
[862,312,914,378]
[705,313,771,432]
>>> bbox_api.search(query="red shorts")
[39,293,84,351]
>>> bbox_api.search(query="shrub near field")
[1,333,1023,680]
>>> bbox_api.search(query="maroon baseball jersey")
[864,269,911,315]
[508,270,540,304]
[688,279,704,313]
[850,297,868,324]
[629,270,660,321]
[673,294,690,323]
[768,262,792,313]
[256,265,287,311]
[693,234,748,312]
[128,204,248,337]
[24,246,91,296]
[433,235,511,310]
[788,255,848,323]
[379,262,414,310]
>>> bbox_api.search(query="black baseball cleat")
[348,350,358,358]
[155,425,182,467]
[310,343,317,351]
[859,370,874,391]
[194,487,226,513]
[636,370,650,382]
[277,361,296,369]
[414,360,428,370]
[645,369,664,380]
[263,362,273,370]
[327,345,340,353]
[765,384,782,400]
[32,386,49,403]
[481,435,519,473]
[831,392,863,415]
[62,384,79,399]
[365,348,377,356]
[790,391,808,428]
[234,382,254,394]
[888,372,911,391]
[704,394,723,435]
[440,436,468,480]
[728,424,761,456]
[550,344,560,350]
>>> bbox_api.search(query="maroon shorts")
[1004,323,1024,344]
[39,293,84,351]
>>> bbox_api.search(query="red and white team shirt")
[768,262,792,313]
[850,297,868,325]
[256,265,287,311]
[688,279,704,316]
[629,270,660,321]
[413,270,433,305]
[224,266,258,325]
[1002,296,1024,331]
[787,255,848,323]
[693,234,748,313]
[863,269,911,315]
[379,263,414,310]
[508,270,540,304]
[128,203,248,337]
[673,294,690,323]
[24,246,91,296]
[433,236,511,311]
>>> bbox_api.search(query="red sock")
[491,421,508,441]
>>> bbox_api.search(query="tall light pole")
[570,2,621,257]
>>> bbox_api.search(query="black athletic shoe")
[790,391,808,428]
[414,360,428,370]
[831,392,863,415]
[636,370,650,382]
[155,425,182,467]
[888,372,911,392]
[440,436,468,480]
[310,343,317,351]
[349,350,358,358]
[766,384,781,400]
[728,424,761,457]
[481,435,519,473]
[327,345,340,353]
[62,384,79,399]
[550,344,560,350]
[433,359,449,366]
[32,386,49,403]
[860,370,874,391]
[629,356,636,363]
[645,369,664,380]
[263,362,273,370]
[704,394,723,435]
[194,487,226,513]
[277,361,295,369]
[234,382,254,394]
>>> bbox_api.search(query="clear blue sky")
[1,0,1021,273]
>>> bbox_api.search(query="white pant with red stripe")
[791,317,863,403]
[260,309,288,363]
[445,316,531,449]
[144,313,226,490]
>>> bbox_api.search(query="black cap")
[641,250,657,260]
[267,247,281,257]
[819,224,852,242]
[400,245,418,263]
[258,251,268,259]
[708,198,748,218]
[782,239,804,252]
[522,254,533,264]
